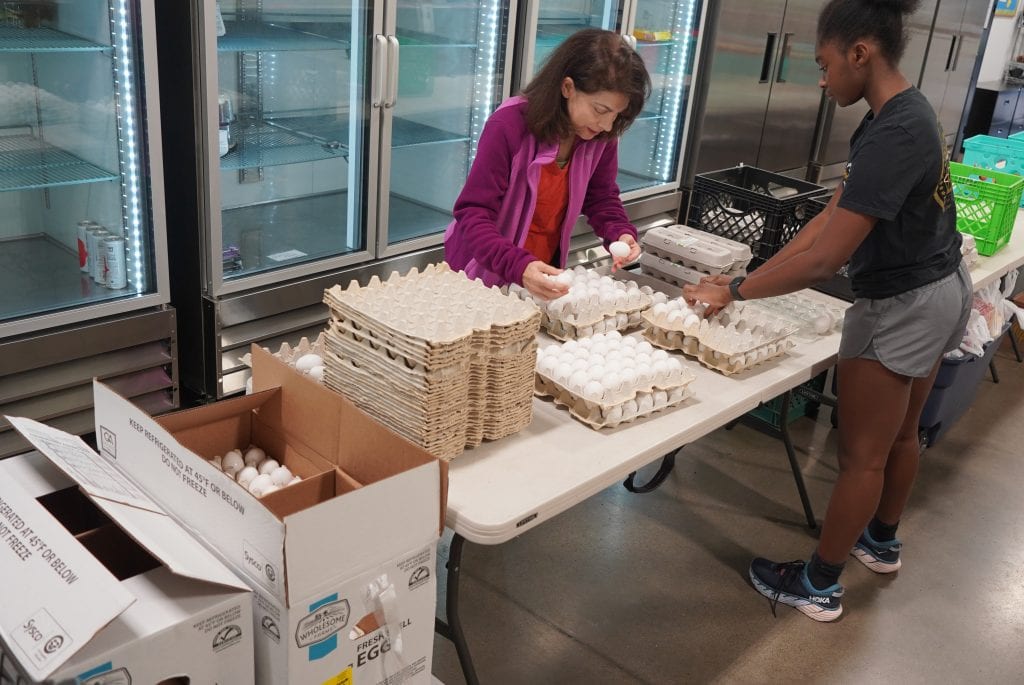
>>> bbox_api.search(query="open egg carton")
[508,266,656,340]
[643,300,798,375]
[641,224,753,275]
[322,262,541,460]
[750,293,845,339]
[239,332,328,390]
[533,331,696,429]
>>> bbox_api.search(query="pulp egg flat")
[605,405,624,423]
[258,459,280,476]
[637,394,655,413]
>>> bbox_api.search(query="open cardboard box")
[0,448,254,685]
[80,345,447,684]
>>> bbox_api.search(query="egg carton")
[641,224,752,274]
[747,294,844,338]
[534,374,694,429]
[639,253,707,287]
[642,301,797,355]
[643,325,793,375]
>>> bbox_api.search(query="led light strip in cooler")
[110,0,143,291]
[470,0,503,160]
[653,0,698,182]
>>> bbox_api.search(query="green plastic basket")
[949,161,1024,256]
[962,135,1024,207]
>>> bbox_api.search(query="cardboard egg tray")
[534,373,695,429]
[322,262,540,461]
[642,325,794,375]
[541,307,647,341]
[239,332,327,369]
[641,224,752,274]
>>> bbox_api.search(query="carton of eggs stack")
[508,266,654,340]
[640,225,752,287]
[534,331,696,429]
[322,262,541,461]
[240,333,328,393]
[643,300,797,375]
[209,445,302,499]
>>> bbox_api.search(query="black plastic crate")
[687,165,826,268]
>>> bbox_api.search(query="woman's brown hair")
[521,29,651,143]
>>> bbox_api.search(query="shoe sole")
[748,568,843,622]
[851,546,902,573]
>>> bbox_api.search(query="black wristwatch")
[728,276,746,301]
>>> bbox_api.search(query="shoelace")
[766,560,807,618]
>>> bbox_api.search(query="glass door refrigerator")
[514,0,705,265]
[160,0,515,399]
[0,0,175,459]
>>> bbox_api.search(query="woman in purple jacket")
[444,29,651,300]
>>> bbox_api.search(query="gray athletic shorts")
[838,260,972,378]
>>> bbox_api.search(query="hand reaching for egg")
[682,281,731,315]
[523,260,571,300]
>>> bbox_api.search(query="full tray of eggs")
[534,331,695,429]
[643,300,798,375]
[508,267,659,340]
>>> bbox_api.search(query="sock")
[806,551,845,591]
[868,517,899,542]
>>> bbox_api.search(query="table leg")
[777,391,818,530]
[434,533,479,685]
[1009,330,1022,363]
[623,451,677,493]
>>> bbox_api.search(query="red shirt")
[523,160,570,264]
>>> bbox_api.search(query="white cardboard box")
[84,347,446,685]
[0,448,254,685]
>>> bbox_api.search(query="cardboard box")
[84,346,446,685]
[0,448,254,685]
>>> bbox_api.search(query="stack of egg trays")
[534,367,695,429]
[322,263,541,460]
[642,305,798,376]
[640,225,752,286]
[507,280,654,341]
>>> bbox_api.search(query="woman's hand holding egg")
[523,260,571,300]
[609,235,640,273]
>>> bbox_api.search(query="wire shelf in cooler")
[0,25,108,52]
[217,21,349,52]
[0,135,117,192]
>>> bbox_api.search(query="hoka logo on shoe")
[810,596,832,605]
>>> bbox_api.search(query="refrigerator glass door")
[213,0,372,289]
[618,0,702,194]
[529,0,621,77]
[0,0,162,333]
[379,0,513,253]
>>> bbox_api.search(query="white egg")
[248,474,273,497]
[652,303,668,317]
[683,314,701,329]
[558,352,576,365]
[258,459,280,476]
[813,313,833,335]
[605,405,624,424]
[590,342,609,356]
[562,340,579,353]
[243,446,265,466]
[583,380,605,399]
[637,367,655,387]
[270,466,294,487]
[544,344,562,358]
[295,353,323,373]
[308,365,325,382]
[653,390,669,407]
[603,371,623,392]
[236,466,259,488]
[605,330,622,341]
[537,356,558,375]
[634,352,652,367]
[569,370,590,392]
[577,337,593,349]
[599,293,615,308]
[636,341,654,354]
[666,310,684,325]
[637,394,655,413]
[599,276,614,287]
[260,484,280,498]
[588,365,607,380]
[553,271,574,286]
[222,451,244,477]
[652,360,671,384]
[622,399,639,419]
[621,335,638,347]
[588,353,606,367]
[651,349,670,362]
[288,475,303,485]
[571,357,589,372]
[554,363,573,383]
[620,368,639,388]
[609,240,631,258]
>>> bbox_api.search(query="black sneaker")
[749,558,844,622]
[851,529,902,573]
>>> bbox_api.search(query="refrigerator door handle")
[385,35,400,109]
[372,34,387,108]
[951,33,964,72]
[945,34,958,72]
[775,32,795,83]
[760,33,779,83]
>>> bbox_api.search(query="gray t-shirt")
[838,87,962,299]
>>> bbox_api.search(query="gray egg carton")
[639,252,705,286]
[641,224,752,274]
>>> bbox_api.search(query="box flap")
[0,475,134,681]
[6,416,248,592]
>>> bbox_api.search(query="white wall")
[979,4,1022,83]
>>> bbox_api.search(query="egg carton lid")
[641,225,738,273]
[660,224,754,264]
[535,375,694,430]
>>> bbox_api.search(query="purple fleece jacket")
[443,96,637,287]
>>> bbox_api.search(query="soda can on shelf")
[87,227,110,284]
[102,236,128,290]
[77,219,92,272]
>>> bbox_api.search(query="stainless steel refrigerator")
[160,0,517,398]
[514,0,707,263]
[694,0,822,177]
[0,0,176,458]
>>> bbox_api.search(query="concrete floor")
[431,339,1024,684]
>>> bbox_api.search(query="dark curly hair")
[521,28,651,143]
[818,0,923,65]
